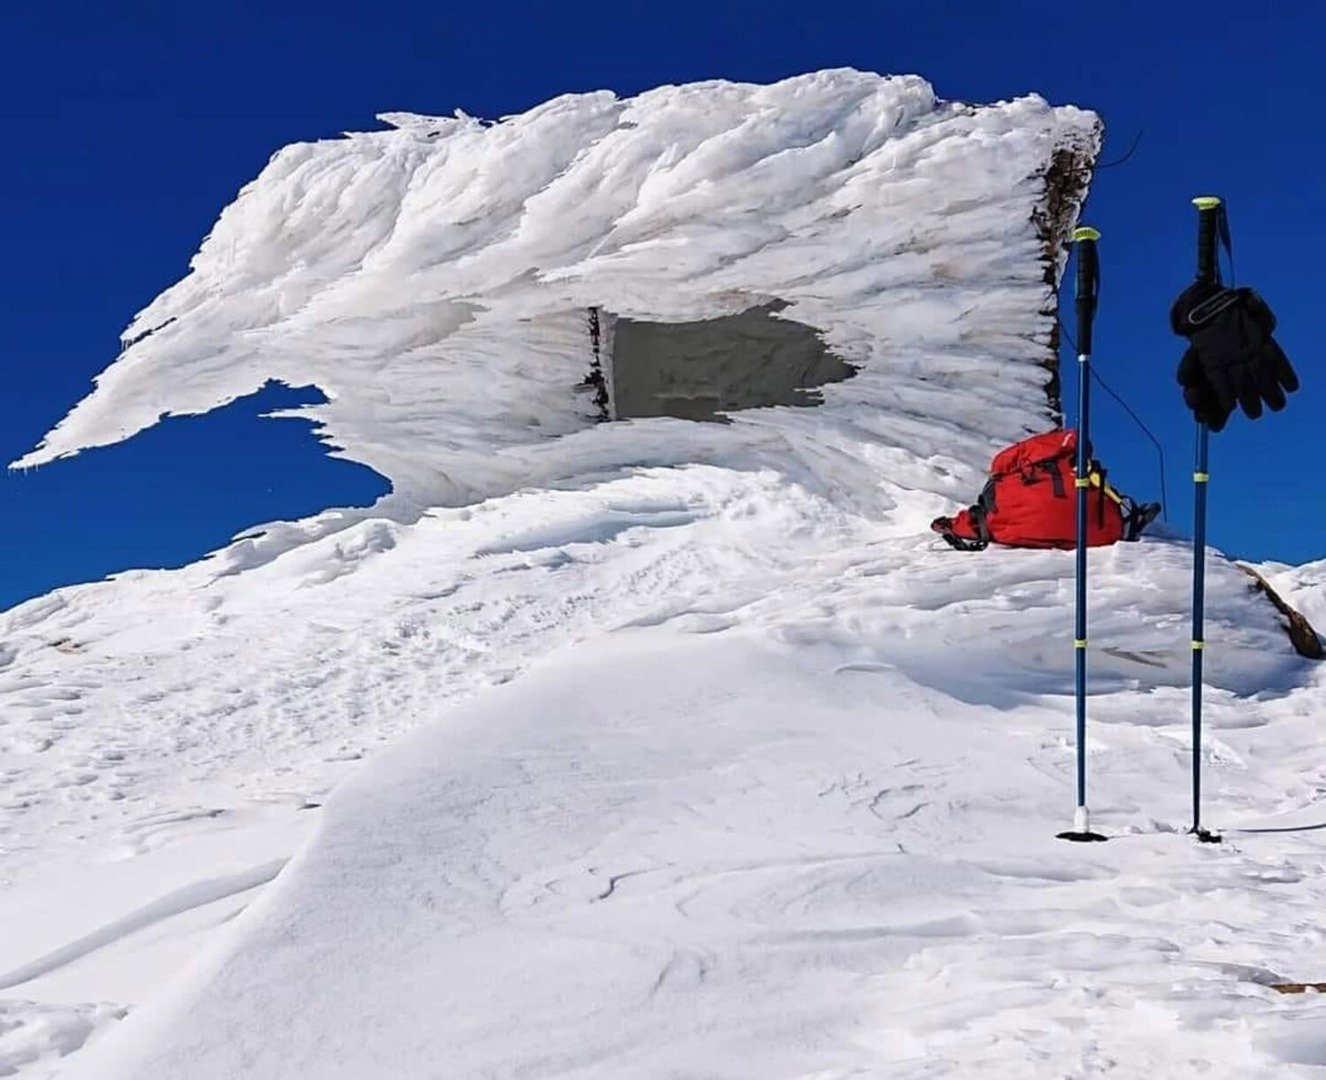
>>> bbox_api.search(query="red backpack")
[930,429,1159,551]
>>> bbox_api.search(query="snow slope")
[48,514,1326,1079]
[6,471,1325,1077]
[5,70,1325,1077]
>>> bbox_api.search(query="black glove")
[1170,280,1299,432]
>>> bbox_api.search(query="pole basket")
[1058,806,1108,843]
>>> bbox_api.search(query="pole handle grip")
[1192,196,1222,285]
[1073,226,1100,356]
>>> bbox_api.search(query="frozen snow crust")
[7,71,1326,1077]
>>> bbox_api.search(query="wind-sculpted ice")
[16,70,1098,518]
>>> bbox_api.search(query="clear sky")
[3,1,1321,611]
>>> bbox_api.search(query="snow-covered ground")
[4,70,1325,1077]
[5,482,1325,1077]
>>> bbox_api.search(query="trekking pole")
[1058,226,1107,843]
[1189,196,1223,844]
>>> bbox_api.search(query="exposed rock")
[1239,564,1324,660]
[1032,133,1102,423]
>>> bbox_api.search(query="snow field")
[3,463,1324,1076]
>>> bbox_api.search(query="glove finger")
[1256,363,1287,412]
[1205,364,1238,413]
[1207,387,1234,432]
[1272,341,1300,394]
[1236,369,1264,420]
[1183,379,1226,431]
[1244,289,1277,333]
[1177,345,1202,386]
[1182,374,1212,414]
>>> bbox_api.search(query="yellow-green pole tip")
[1073,226,1101,242]
[1192,196,1223,210]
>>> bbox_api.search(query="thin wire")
[1059,318,1170,521]
[1090,368,1169,522]
[1054,129,1144,183]
[1096,129,1144,173]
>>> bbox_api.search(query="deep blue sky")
[3,1,1321,611]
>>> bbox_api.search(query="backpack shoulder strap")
[930,502,992,552]
[1120,498,1162,541]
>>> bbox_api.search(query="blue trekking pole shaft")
[1190,196,1221,839]
[1192,423,1209,830]
[1071,227,1100,833]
